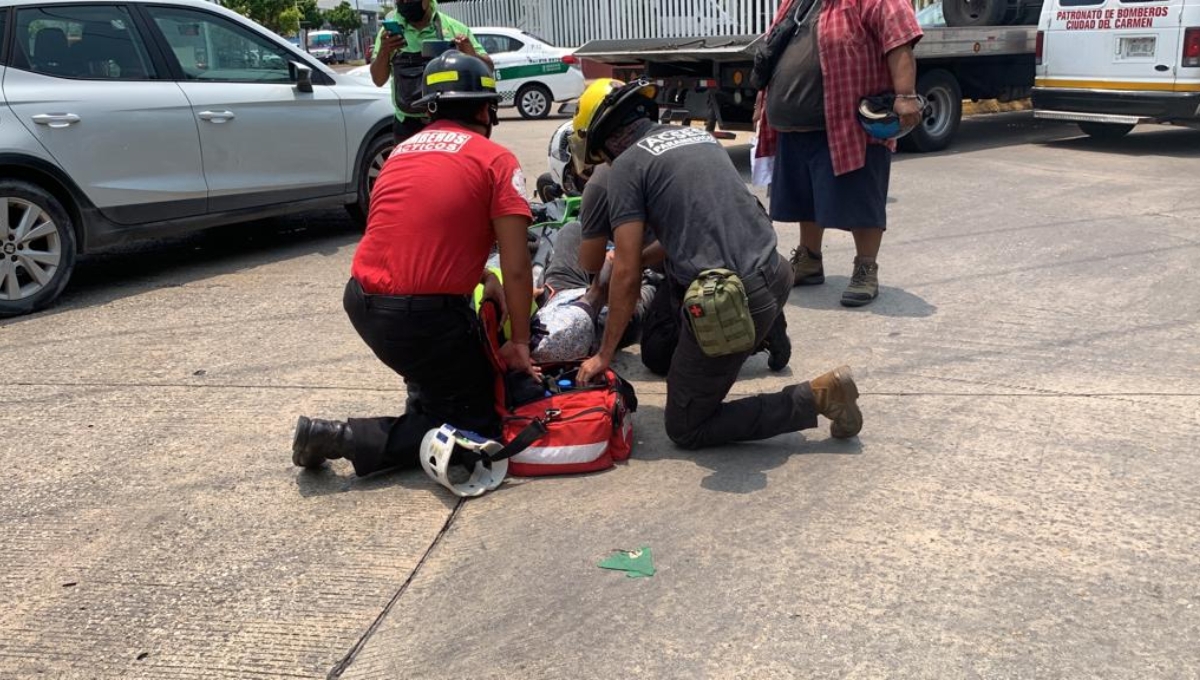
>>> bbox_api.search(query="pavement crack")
[326,498,466,679]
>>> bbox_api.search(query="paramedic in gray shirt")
[571,79,865,450]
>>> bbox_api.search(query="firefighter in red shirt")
[291,51,536,475]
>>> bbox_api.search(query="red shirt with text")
[352,121,532,295]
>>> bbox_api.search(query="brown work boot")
[809,366,862,439]
[790,247,825,286]
[841,258,879,307]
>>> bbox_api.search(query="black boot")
[292,416,355,469]
[761,314,792,372]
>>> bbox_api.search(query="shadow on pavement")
[2,209,360,327]
[633,404,863,494]
[895,111,1073,160]
[787,277,937,318]
[294,463,460,504]
[1044,126,1200,159]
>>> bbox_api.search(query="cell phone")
[382,20,403,36]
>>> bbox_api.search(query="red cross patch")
[688,304,705,318]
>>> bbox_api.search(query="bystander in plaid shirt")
[757,0,923,176]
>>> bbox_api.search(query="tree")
[297,0,324,29]
[325,1,361,38]
[228,0,301,35]
[277,5,302,35]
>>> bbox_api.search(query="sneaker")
[809,366,862,439]
[762,315,792,372]
[789,247,825,286]
[841,258,879,307]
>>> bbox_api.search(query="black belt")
[364,292,470,312]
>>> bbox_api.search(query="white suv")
[0,0,397,316]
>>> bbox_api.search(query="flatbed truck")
[575,24,1037,152]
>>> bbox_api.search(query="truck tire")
[944,0,1009,27]
[899,70,962,153]
[1078,122,1135,140]
[0,180,77,317]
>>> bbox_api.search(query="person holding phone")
[370,0,492,143]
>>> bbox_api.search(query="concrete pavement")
[2,112,1198,678]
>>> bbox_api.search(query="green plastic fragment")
[598,546,655,579]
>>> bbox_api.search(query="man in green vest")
[370,0,492,142]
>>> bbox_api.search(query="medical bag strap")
[433,13,445,40]
[486,419,549,462]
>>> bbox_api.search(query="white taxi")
[1033,0,1200,138]
[473,27,586,119]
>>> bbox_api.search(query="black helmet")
[413,50,500,108]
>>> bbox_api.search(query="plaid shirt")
[757,0,923,176]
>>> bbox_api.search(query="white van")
[1032,0,1200,138]
[307,30,349,64]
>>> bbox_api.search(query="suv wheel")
[0,180,77,318]
[346,134,394,225]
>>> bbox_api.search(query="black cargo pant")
[342,279,498,476]
[640,281,680,376]
[664,253,818,450]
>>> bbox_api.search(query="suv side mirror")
[291,61,314,93]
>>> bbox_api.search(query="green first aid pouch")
[683,269,756,357]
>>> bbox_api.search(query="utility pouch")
[749,0,815,90]
[390,16,444,115]
[683,269,756,358]
[392,59,429,114]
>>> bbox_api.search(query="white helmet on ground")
[420,425,508,498]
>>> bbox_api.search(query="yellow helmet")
[569,78,658,173]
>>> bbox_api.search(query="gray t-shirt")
[580,164,613,241]
[767,0,825,131]
[580,162,656,247]
[607,124,779,285]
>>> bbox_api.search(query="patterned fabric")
[757,0,922,176]
[530,289,596,363]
